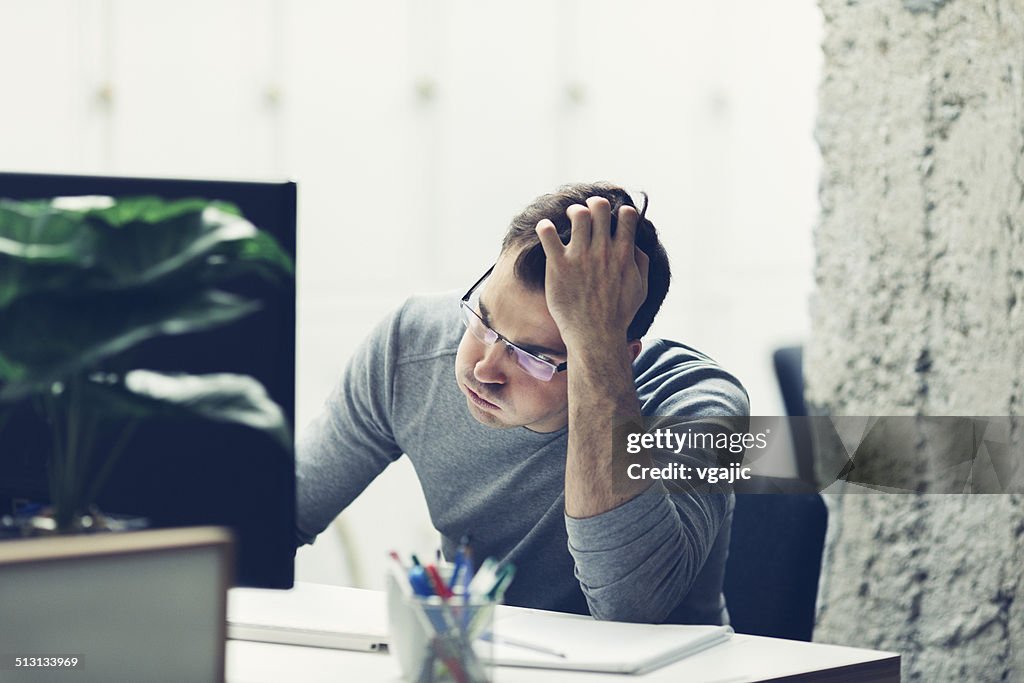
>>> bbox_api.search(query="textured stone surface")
[809,1,1024,681]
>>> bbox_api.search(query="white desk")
[227,636,898,682]
[225,586,899,683]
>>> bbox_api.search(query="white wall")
[0,0,822,588]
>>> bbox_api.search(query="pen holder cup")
[387,573,495,683]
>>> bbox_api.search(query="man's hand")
[535,197,650,347]
[539,196,652,518]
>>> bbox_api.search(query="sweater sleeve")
[294,303,406,546]
[564,344,749,623]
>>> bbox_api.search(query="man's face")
[454,252,570,433]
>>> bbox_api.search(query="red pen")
[424,564,454,600]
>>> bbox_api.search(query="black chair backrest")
[772,345,817,484]
[773,345,807,417]
[723,476,827,641]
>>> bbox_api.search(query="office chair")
[723,475,827,642]
[772,345,817,485]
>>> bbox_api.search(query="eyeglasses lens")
[459,302,556,381]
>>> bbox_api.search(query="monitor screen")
[0,171,297,588]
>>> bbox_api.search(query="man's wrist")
[562,327,631,358]
[566,338,633,369]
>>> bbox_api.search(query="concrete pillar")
[809,1,1024,680]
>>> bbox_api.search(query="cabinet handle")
[95,82,114,106]
[414,78,437,103]
[264,84,283,108]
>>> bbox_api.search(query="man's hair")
[500,182,671,340]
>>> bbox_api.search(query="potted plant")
[0,194,294,533]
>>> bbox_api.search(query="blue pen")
[460,545,477,630]
[449,536,471,591]
[408,554,434,597]
[408,554,454,639]
[460,544,474,596]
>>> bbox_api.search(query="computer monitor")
[0,171,297,588]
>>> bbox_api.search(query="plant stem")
[78,409,99,504]
[82,419,139,510]
[44,391,65,522]
[62,376,82,529]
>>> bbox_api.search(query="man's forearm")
[564,343,652,518]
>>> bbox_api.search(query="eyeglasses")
[459,265,568,382]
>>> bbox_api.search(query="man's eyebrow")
[478,299,566,358]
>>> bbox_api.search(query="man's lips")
[464,383,501,410]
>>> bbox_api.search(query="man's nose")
[473,340,508,384]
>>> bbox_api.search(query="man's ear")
[628,339,643,361]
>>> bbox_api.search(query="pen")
[449,535,474,592]
[389,550,409,573]
[408,555,434,598]
[456,540,474,629]
[388,551,413,599]
[450,548,465,591]
[467,558,498,595]
[403,555,471,683]
[479,632,568,659]
[425,564,474,683]
[425,564,453,600]
[486,563,516,601]
[461,544,474,594]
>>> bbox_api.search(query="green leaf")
[76,195,241,227]
[84,369,292,452]
[87,203,292,290]
[0,201,96,261]
[0,289,262,401]
[235,230,295,277]
[0,197,293,308]
[0,201,98,308]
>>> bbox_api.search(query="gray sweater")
[296,292,748,624]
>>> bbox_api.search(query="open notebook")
[480,610,733,675]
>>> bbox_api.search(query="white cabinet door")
[282,1,422,296]
[108,0,280,179]
[0,0,105,173]
[428,0,562,280]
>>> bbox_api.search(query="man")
[297,182,748,624]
